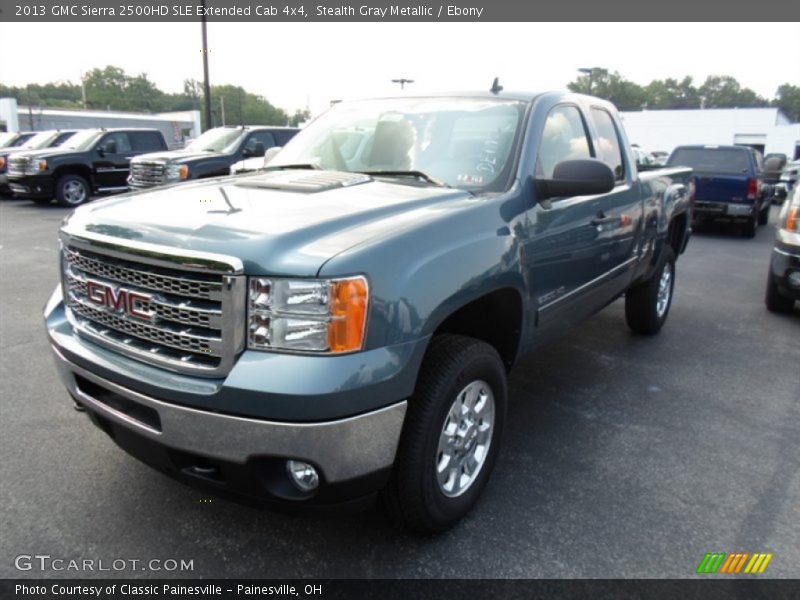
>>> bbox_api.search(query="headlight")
[166,163,189,180]
[248,276,368,353]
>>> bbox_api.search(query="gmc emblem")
[86,280,155,322]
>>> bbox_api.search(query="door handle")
[591,212,618,226]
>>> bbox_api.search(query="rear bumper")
[694,201,757,219]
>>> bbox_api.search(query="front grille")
[62,240,245,377]
[129,161,167,187]
[7,157,29,177]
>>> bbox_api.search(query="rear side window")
[590,108,625,181]
[536,105,592,178]
[131,132,165,151]
[667,148,751,175]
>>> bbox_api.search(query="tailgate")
[694,173,751,204]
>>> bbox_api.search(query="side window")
[590,108,625,181]
[536,105,592,179]
[131,132,165,152]
[244,131,276,153]
[99,132,132,154]
[752,150,764,174]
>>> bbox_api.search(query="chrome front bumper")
[50,344,407,484]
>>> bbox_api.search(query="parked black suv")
[7,128,167,206]
[128,126,298,189]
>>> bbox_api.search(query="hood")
[10,147,81,161]
[133,149,226,164]
[63,170,475,277]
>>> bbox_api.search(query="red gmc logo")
[86,280,155,322]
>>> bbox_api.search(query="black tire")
[765,273,795,313]
[625,246,676,335]
[758,204,770,226]
[742,217,757,238]
[381,334,507,533]
[55,174,90,207]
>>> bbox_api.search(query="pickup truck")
[45,91,692,532]
[0,129,77,196]
[128,126,299,190]
[666,144,770,237]
[7,128,168,206]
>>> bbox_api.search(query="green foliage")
[1,65,295,128]
[566,70,787,115]
[773,84,800,122]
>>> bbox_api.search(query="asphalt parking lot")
[1,196,798,579]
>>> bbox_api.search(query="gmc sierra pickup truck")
[8,128,168,206]
[128,126,299,190]
[45,91,692,532]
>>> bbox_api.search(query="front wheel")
[742,217,757,238]
[55,174,90,207]
[765,272,795,313]
[625,247,676,335]
[381,334,507,533]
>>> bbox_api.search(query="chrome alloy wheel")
[656,262,673,318]
[63,180,87,205]
[435,379,495,498]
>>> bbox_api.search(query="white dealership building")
[620,107,800,159]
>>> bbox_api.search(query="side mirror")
[97,147,105,157]
[243,142,266,158]
[775,184,788,199]
[263,146,282,165]
[535,158,616,200]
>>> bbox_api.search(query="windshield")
[20,131,59,150]
[667,147,750,175]
[61,130,104,151]
[0,132,17,147]
[271,97,526,191]
[184,128,245,153]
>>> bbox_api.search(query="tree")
[289,108,311,127]
[773,84,800,122]
[568,70,647,111]
[644,77,700,109]
[698,76,767,109]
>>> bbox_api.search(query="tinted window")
[667,148,751,175]
[100,132,132,154]
[276,130,299,145]
[752,150,764,173]
[536,105,592,179]
[52,132,76,146]
[591,108,625,180]
[131,131,165,151]
[10,133,35,147]
[244,131,276,153]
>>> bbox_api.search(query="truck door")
[585,106,644,300]
[526,104,612,334]
[94,132,133,190]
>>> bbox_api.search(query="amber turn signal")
[328,278,368,353]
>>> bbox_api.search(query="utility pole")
[80,70,87,109]
[220,96,225,126]
[200,0,212,130]
[391,78,414,90]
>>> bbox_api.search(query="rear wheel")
[765,273,795,313]
[758,203,770,226]
[625,247,676,335]
[382,334,507,533]
[742,217,757,238]
[55,174,90,207]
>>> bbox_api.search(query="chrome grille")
[61,237,245,377]
[7,156,30,177]
[129,161,167,187]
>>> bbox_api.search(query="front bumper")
[7,174,54,199]
[694,200,757,220]
[45,289,419,505]
[770,243,800,301]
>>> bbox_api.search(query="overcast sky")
[1,22,798,115]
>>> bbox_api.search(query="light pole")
[200,0,212,130]
[391,78,414,90]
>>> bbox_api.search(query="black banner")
[2,580,800,600]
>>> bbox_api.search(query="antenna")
[490,77,503,94]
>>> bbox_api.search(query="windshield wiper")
[361,170,449,188]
